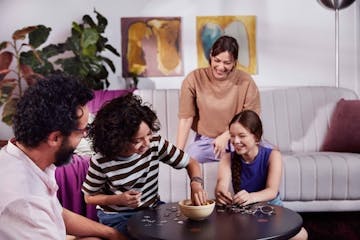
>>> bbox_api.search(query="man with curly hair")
[82,93,208,237]
[0,73,126,239]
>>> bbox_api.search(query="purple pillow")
[321,99,360,153]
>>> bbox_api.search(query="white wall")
[1,0,359,93]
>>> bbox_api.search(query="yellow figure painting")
[122,17,183,77]
[197,16,257,74]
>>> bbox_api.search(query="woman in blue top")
[215,110,308,240]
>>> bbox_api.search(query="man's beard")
[54,138,75,167]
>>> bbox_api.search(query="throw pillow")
[321,98,360,153]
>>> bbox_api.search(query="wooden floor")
[300,212,360,240]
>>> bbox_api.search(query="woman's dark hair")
[13,73,94,147]
[209,35,239,64]
[229,110,263,193]
[90,93,160,158]
[229,110,263,142]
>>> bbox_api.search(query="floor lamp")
[317,0,356,87]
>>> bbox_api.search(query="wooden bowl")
[178,199,215,221]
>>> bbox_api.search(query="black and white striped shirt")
[82,134,189,213]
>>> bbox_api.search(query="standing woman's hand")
[213,130,230,159]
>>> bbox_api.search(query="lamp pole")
[317,0,356,87]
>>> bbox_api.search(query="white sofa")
[135,86,360,212]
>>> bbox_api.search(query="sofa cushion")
[321,99,360,153]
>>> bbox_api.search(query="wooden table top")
[127,202,303,240]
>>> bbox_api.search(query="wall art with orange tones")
[121,17,183,77]
[196,16,257,74]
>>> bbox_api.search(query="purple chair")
[55,89,134,221]
[87,89,134,114]
[55,154,98,221]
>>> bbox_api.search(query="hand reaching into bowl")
[178,199,215,220]
[190,178,208,206]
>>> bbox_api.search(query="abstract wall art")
[121,17,183,78]
[196,16,257,74]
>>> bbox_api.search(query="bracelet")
[190,176,204,187]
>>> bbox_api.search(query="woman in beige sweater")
[177,35,260,163]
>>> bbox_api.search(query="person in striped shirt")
[82,93,208,237]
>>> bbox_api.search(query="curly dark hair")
[13,73,94,147]
[90,93,160,158]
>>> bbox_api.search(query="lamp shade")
[317,0,356,10]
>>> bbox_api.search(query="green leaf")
[79,64,90,77]
[19,51,39,70]
[102,56,116,72]
[82,14,96,28]
[98,65,108,79]
[65,34,81,53]
[0,79,17,106]
[2,97,19,126]
[82,28,98,49]
[87,61,102,75]
[28,25,51,48]
[94,10,107,33]
[105,44,120,56]
[71,22,82,34]
[53,43,68,53]
[96,36,107,51]
[82,45,97,58]
[20,51,38,64]
[40,44,65,58]
[104,79,110,89]
[0,41,10,51]
[60,57,88,78]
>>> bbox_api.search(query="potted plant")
[61,9,120,90]
[24,10,120,90]
[0,25,54,147]
[0,10,120,123]
[0,10,120,145]
[0,25,53,126]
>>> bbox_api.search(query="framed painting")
[196,16,257,74]
[121,17,183,77]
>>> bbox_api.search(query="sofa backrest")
[260,86,358,152]
[135,86,359,153]
[134,86,359,202]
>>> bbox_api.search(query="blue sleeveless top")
[232,145,272,192]
[231,145,283,206]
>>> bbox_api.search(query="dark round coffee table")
[127,202,303,240]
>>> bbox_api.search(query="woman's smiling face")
[229,122,257,156]
[210,51,236,80]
